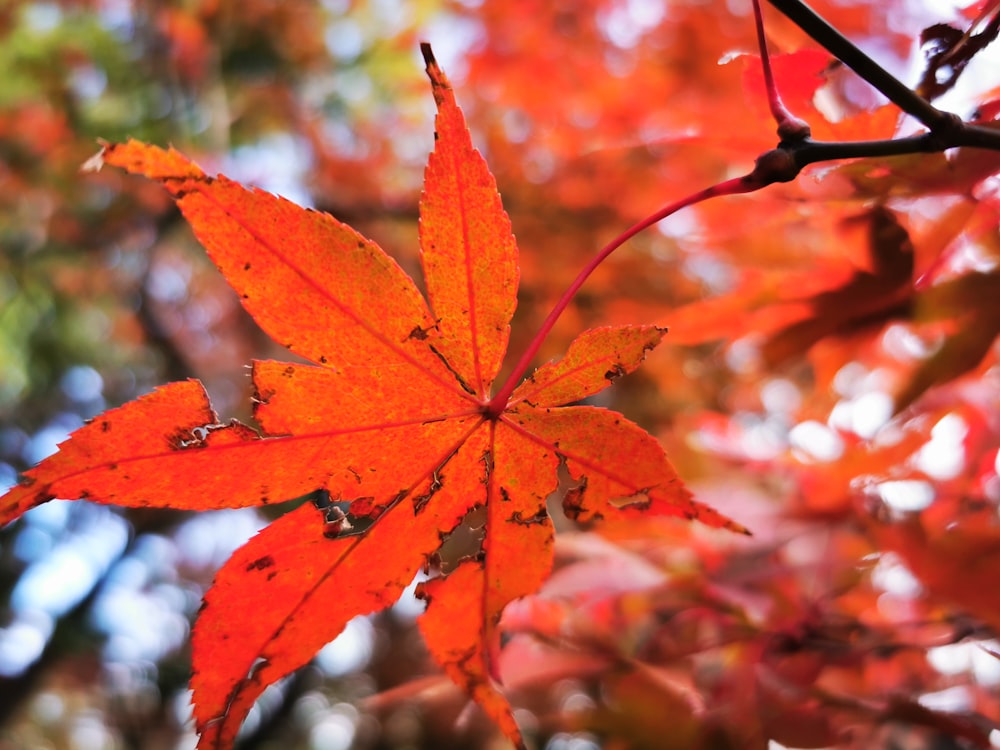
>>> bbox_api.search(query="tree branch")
[499,0,1000,399]
[791,130,989,169]
[758,0,1000,169]
[765,0,957,132]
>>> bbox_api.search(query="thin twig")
[752,0,811,139]
[488,176,764,414]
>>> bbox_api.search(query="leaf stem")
[752,0,811,140]
[487,175,765,416]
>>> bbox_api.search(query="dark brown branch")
[765,0,957,131]
[749,125,1000,187]
[790,131,969,169]
[747,0,1000,187]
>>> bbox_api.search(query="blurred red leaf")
[669,205,914,364]
[874,512,1000,633]
[898,270,1000,411]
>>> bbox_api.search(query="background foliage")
[1,0,998,748]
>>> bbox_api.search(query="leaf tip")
[421,42,451,96]
[420,41,435,66]
[81,139,111,173]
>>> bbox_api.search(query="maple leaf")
[0,46,744,749]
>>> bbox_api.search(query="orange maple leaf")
[0,47,744,749]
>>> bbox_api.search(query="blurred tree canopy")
[1,0,999,748]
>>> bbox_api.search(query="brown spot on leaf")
[562,478,588,520]
[414,470,443,515]
[412,492,431,514]
[246,555,275,572]
[101,421,111,433]
[430,343,475,394]
[510,508,548,525]
[408,325,430,341]
[604,363,627,381]
[480,450,493,479]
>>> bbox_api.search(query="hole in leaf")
[434,505,486,575]
[608,489,652,511]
